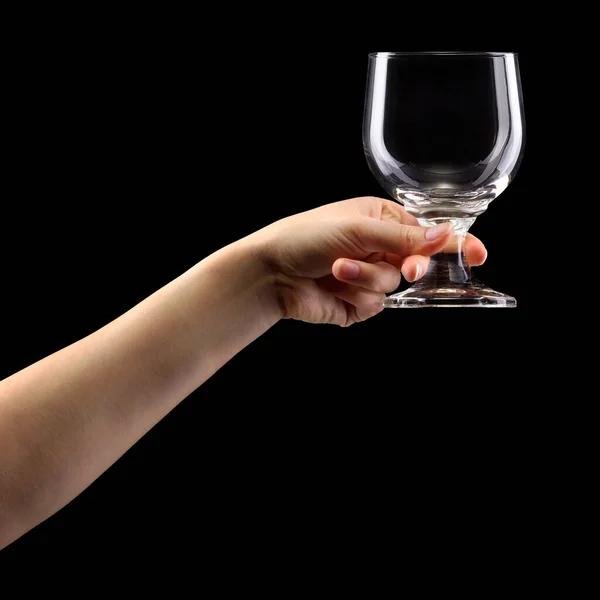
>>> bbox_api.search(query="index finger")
[353,219,454,257]
[383,232,488,270]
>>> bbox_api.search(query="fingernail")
[424,223,453,241]
[414,262,425,280]
[338,260,360,280]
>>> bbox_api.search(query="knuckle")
[381,199,406,222]
[339,218,365,247]
[356,300,384,322]
[371,264,400,293]
[397,225,417,250]
[343,219,377,254]
[347,218,367,240]
[370,279,386,293]
[358,196,384,207]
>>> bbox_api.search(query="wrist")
[225,236,286,323]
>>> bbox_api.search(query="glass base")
[383,281,516,308]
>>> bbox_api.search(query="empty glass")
[363,51,525,307]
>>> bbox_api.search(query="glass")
[363,51,525,307]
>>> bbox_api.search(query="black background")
[1,14,541,564]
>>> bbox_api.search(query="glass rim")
[369,51,516,58]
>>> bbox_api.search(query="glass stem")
[416,217,475,288]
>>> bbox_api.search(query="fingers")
[397,234,487,277]
[320,280,385,324]
[399,255,430,282]
[332,259,401,293]
[339,287,385,322]
[398,233,487,280]
[331,254,430,290]
[333,244,486,287]
[352,219,454,258]
[464,234,487,266]
[321,260,398,324]
[364,229,486,268]
[432,233,487,266]
[354,200,488,266]
[332,213,488,297]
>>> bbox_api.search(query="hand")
[250,196,487,326]
[0,195,487,549]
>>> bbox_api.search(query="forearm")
[0,237,281,549]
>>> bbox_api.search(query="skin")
[0,197,486,549]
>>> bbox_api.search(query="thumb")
[351,219,454,257]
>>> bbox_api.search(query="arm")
[0,197,487,549]
[0,238,281,549]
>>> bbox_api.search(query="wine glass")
[363,51,525,307]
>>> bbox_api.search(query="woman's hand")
[0,195,488,549]
[250,196,487,326]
